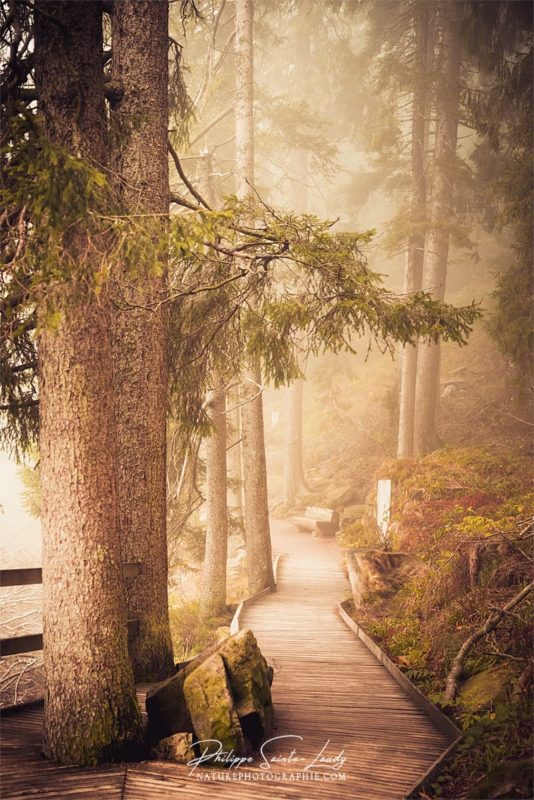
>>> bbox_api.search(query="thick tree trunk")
[200,376,228,617]
[397,1,429,458]
[34,0,142,764]
[111,0,174,681]
[413,1,462,456]
[235,0,274,592]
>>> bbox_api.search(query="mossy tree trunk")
[235,0,275,593]
[414,1,462,456]
[34,0,142,765]
[110,0,174,681]
[397,1,430,459]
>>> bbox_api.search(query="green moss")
[337,519,380,549]
[459,666,514,711]
[183,653,244,758]
[467,757,533,799]
[218,628,273,734]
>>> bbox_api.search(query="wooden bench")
[291,506,340,537]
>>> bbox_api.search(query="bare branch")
[445,581,534,702]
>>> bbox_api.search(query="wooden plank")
[0,520,455,800]
[0,563,141,588]
[1,619,140,658]
[1,633,43,656]
[0,567,42,587]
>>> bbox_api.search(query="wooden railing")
[0,564,141,657]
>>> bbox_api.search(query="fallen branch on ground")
[444,580,534,702]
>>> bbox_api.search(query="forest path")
[238,519,450,798]
[1,520,450,799]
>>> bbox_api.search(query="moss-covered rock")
[467,758,533,799]
[218,628,274,743]
[459,665,514,711]
[145,641,222,741]
[151,732,195,763]
[183,653,244,758]
[146,628,274,750]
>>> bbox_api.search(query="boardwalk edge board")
[230,552,285,634]
[337,600,462,799]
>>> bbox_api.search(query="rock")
[151,732,195,763]
[227,549,246,574]
[146,641,222,741]
[215,625,231,643]
[228,534,246,558]
[467,758,533,799]
[146,669,192,742]
[459,665,514,711]
[325,484,358,509]
[341,504,368,524]
[345,549,419,607]
[218,628,274,746]
[146,628,274,750]
[183,653,244,758]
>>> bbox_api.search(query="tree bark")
[241,364,275,592]
[284,379,306,506]
[200,376,228,617]
[227,390,244,525]
[235,0,274,592]
[194,154,234,611]
[397,1,429,458]
[413,1,462,456]
[284,142,308,504]
[34,0,142,764]
[110,0,174,681]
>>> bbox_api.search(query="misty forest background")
[0,1,533,798]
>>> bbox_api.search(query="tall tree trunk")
[284,379,306,506]
[241,363,274,592]
[235,0,274,592]
[34,0,142,765]
[200,375,228,616]
[413,1,462,456]
[110,0,174,681]
[284,146,308,505]
[397,1,430,458]
[196,156,230,615]
[227,391,244,525]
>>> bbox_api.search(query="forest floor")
[340,445,533,800]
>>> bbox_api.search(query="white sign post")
[376,478,392,546]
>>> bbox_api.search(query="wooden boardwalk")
[1,520,451,799]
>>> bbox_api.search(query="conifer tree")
[110,0,174,681]
[414,1,463,455]
[34,0,142,764]
[235,0,275,593]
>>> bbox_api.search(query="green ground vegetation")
[343,446,533,799]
